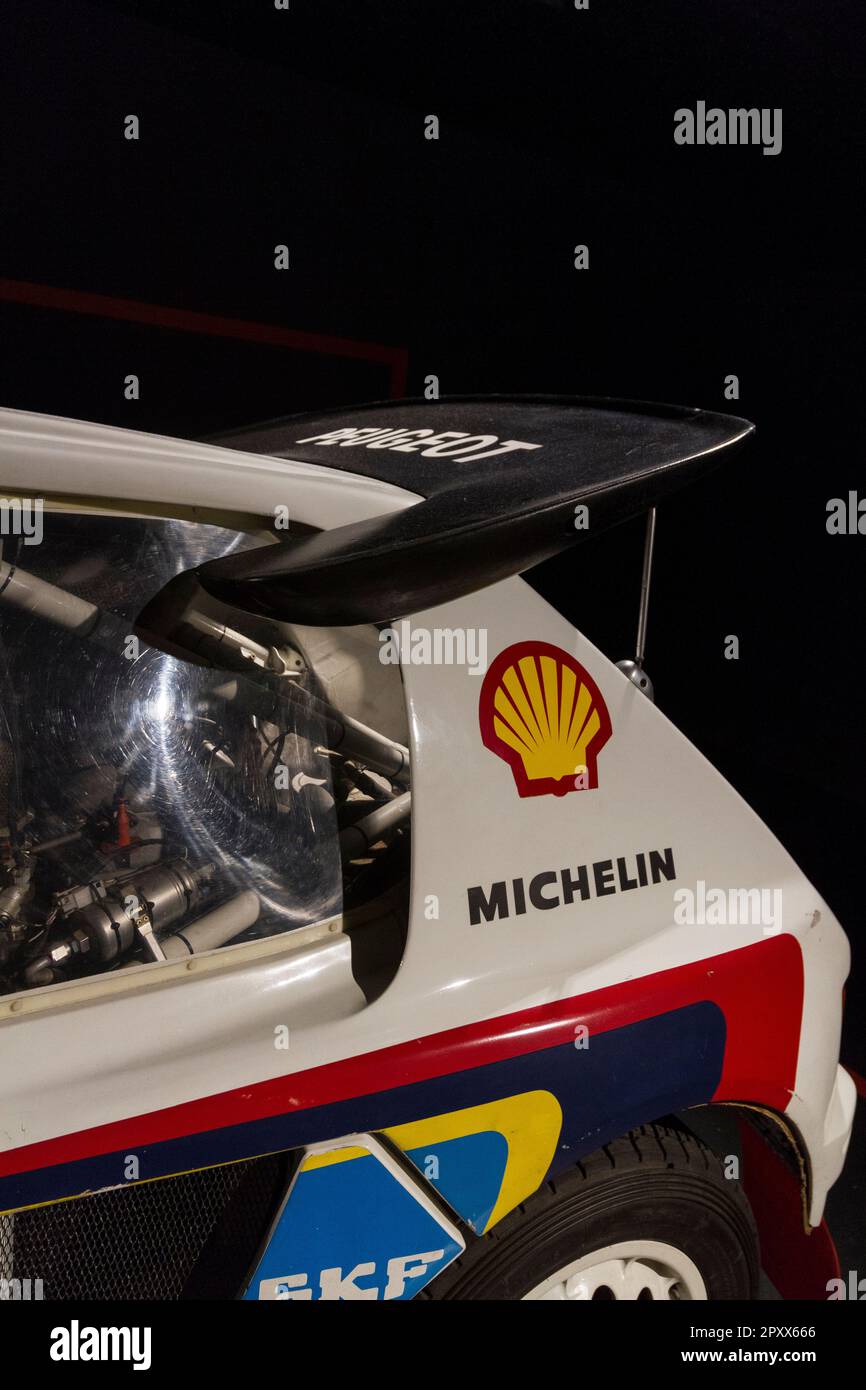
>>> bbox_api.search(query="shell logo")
[479,641,612,798]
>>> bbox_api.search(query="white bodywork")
[0,408,854,1225]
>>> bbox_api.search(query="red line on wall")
[0,278,409,398]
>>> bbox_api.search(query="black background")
[1,0,864,1253]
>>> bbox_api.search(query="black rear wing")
[137,396,753,633]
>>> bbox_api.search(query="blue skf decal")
[405,1132,508,1233]
[244,1144,463,1301]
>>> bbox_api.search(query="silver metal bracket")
[616,507,657,701]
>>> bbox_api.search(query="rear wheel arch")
[423,1117,761,1300]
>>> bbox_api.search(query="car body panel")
[0,408,852,1257]
[242,1135,465,1301]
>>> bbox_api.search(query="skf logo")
[258,1249,445,1301]
[479,641,612,798]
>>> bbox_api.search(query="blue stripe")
[0,1001,725,1212]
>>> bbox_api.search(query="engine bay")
[0,512,410,996]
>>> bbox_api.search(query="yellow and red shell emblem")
[479,641,612,797]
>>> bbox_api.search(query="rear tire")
[425,1121,759,1300]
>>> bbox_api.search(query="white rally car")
[0,397,854,1301]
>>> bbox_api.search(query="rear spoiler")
[136,395,753,635]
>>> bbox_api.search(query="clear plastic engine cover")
[0,512,371,994]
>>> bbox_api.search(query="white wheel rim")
[523,1239,708,1301]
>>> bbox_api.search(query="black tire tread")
[425,1120,758,1300]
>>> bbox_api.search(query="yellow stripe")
[0,1145,290,1217]
[384,1090,562,1232]
[301,1145,369,1172]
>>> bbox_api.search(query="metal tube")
[0,560,101,633]
[339,790,411,860]
[160,889,261,959]
[1,562,410,779]
[635,507,657,668]
[31,830,84,855]
[210,677,409,782]
[0,561,125,650]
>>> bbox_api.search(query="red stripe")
[0,278,409,398]
[0,934,802,1180]
[845,1066,866,1099]
[739,1116,840,1298]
